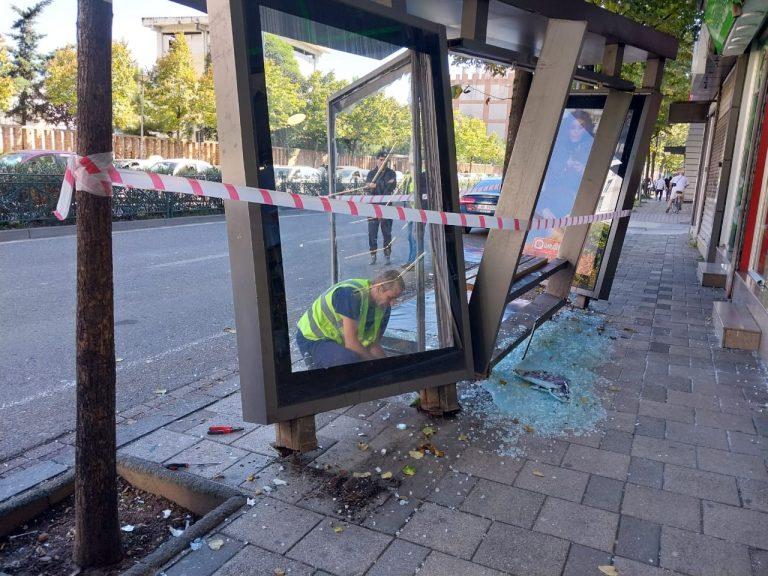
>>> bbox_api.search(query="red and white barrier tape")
[55,153,632,231]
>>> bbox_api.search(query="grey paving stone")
[231,425,281,456]
[739,478,768,513]
[642,384,668,403]
[218,452,273,488]
[621,484,700,531]
[317,414,381,441]
[695,408,756,434]
[638,400,694,424]
[454,447,523,485]
[516,436,570,465]
[362,494,420,535]
[562,544,612,576]
[399,502,490,559]
[426,470,477,508]
[728,430,768,456]
[752,549,768,576]
[163,410,218,433]
[660,526,752,576]
[612,556,687,575]
[206,393,243,416]
[287,520,391,576]
[239,462,319,504]
[627,457,664,489]
[635,416,666,439]
[461,478,545,528]
[119,428,199,463]
[663,464,739,505]
[165,534,245,576]
[419,551,504,576]
[616,515,661,566]
[0,460,68,501]
[221,498,322,553]
[562,444,630,481]
[601,429,634,455]
[533,497,619,552]
[582,474,625,513]
[665,421,728,450]
[474,521,569,576]
[666,390,719,411]
[697,447,768,481]
[211,544,314,576]
[513,460,589,502]
[366,539,429,576]
[631,436,696,468]
[703,500,768,549]
[605,410,637,433]
[116,410,191,448]
[167,439,248,478]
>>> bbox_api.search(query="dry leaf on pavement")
[402,464,417,476]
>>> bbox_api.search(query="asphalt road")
[0,211,483,460]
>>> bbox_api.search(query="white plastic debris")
[247,498,256,506]
[272,478,288,486]
[396,423,407,430]
[190,538,203,551]
[121,525,135,532]
[169,526,184,537]
[162,509,171,519]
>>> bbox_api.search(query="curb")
[0,454,245,574]
[0,214,225,243]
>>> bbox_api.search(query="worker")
[296,269,405,369]
[364,150,398,265]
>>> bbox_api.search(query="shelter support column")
[546,47,632,300]
[467,19,587,376]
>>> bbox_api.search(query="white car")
[335,167,367,185]
[149,158,214,175]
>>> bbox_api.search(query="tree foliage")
[7,0,52,125]
[0,45,16,112]
[194,54,217,137]
[337,91,411,156]
[145,33,198,138]
[453,112,505,165]
[41,42,140,130]
[292,70,347,150]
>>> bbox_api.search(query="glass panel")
[256,7,458,377]
[523,108,603,258]
[574,110,635,291]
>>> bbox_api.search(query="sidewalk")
[4,199,768,575]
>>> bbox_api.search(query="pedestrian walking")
[365,151,398,265]
[653,174,666,201]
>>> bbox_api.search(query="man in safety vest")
[296,269,405,369]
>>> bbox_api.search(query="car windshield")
[274,167,290,178]
[469,180,501,195]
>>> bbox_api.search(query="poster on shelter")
[523,108,602,259]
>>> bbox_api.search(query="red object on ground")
[164,463,190,471]
[207,426,245,435]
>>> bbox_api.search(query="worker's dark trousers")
[368,217,393,257]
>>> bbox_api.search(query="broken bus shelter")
[192,0,677,450]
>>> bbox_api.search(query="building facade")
[449,69,515,140]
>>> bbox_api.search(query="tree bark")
[503,68,533,174]
[73,0,122,567]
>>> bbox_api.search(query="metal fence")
[0,169,225,229]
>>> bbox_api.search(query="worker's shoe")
[385,255,391,265]
[370,254,377,265]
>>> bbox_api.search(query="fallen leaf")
[207,538,224,551]
[333,525,344,533]
[532,469,545,477]
[458,433,469,441]
[402,464,416,476]
[253,489,263,496]
[409,450,424,460]
[608,385,621,392]
[357,442,369,451]
[380,471,393,479]
[353,471,371,478]
[246,474,255,482]
[274,569,286,576]
[120,525,134,533]
[598,566,619,576]
[421,426,435,437]
[212,473,225,481]
[419,442,445,457]
[498,379,507,386]
[154,388,167,395]
[223,327,236,334]
[523,424,535,434]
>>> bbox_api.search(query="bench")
[713,300,761,351]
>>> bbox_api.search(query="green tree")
[145,33,198,138]
[294,70,348,150]
[454,112,505,166]
[337,91,411,156]
[194,54,217,137]
[7,0,52,126]
[0,45,16,112]
[263,32,302,83]
[264,58,304,143]
[42,42,140,130]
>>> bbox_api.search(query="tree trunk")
[73,0,122,567]
[503,69,533,174]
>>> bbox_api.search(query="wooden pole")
[73,0,122,567]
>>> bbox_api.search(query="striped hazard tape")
[55,153,632,231]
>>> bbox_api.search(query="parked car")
[459,177,502,233]
[335,166,367,186]
[148,158,214,175]
[0,150,75,171]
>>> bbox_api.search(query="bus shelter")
[192,0,677,449]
